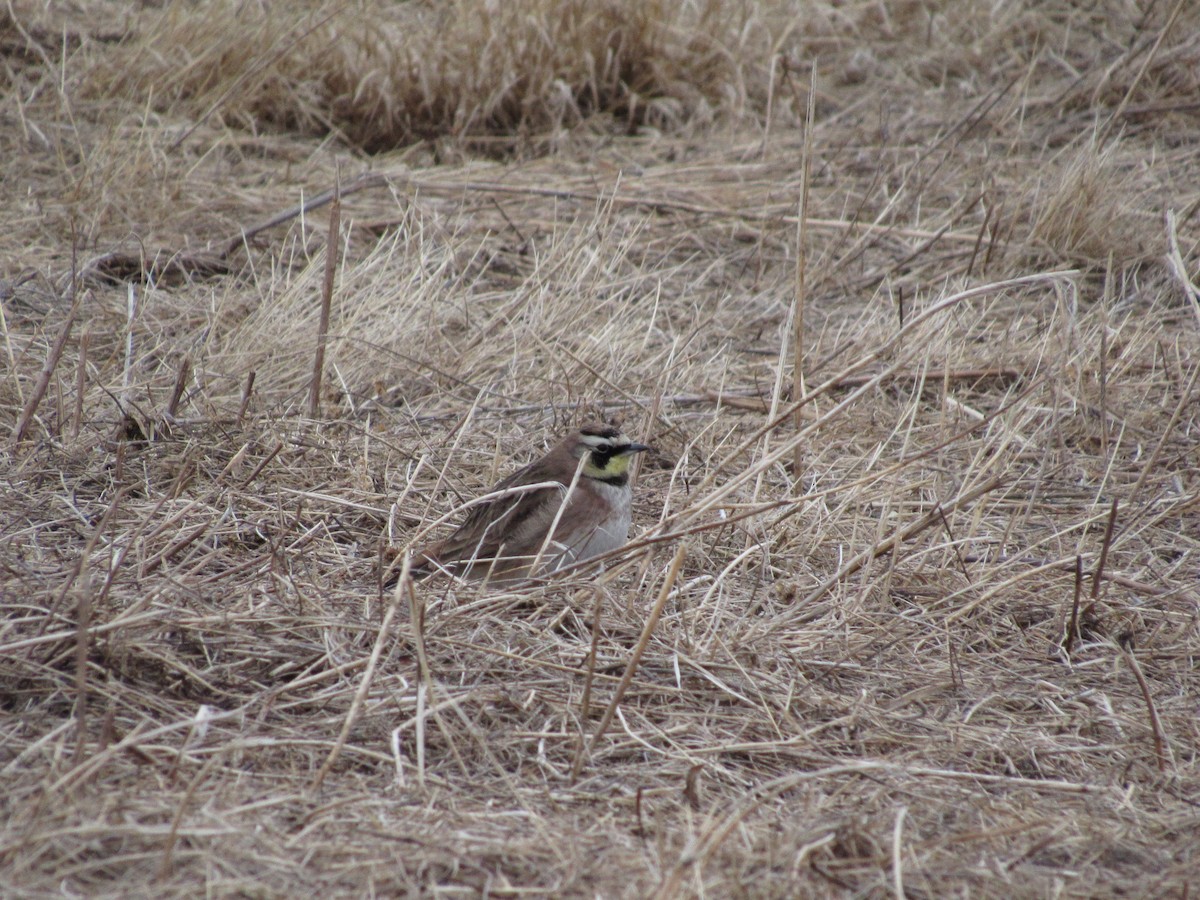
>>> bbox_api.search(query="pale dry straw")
[2,1,1199,897]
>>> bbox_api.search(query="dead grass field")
[3,1,1199,896]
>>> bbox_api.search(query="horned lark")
[412,424,651,582]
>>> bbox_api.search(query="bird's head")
[570,424,651,482]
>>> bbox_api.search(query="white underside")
[543,479,632,571]
[450,480,634,582]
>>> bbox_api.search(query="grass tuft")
[84,0,772,152]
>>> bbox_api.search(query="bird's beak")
[624,442,652,455]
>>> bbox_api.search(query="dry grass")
[80,0,764,152]
[3,0,1200,896]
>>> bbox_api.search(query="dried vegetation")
[3,0,1200,896]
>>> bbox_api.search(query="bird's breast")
[560,480,632,562]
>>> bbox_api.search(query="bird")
[409,423,651,583]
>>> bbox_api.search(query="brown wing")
[417,458,570,569]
